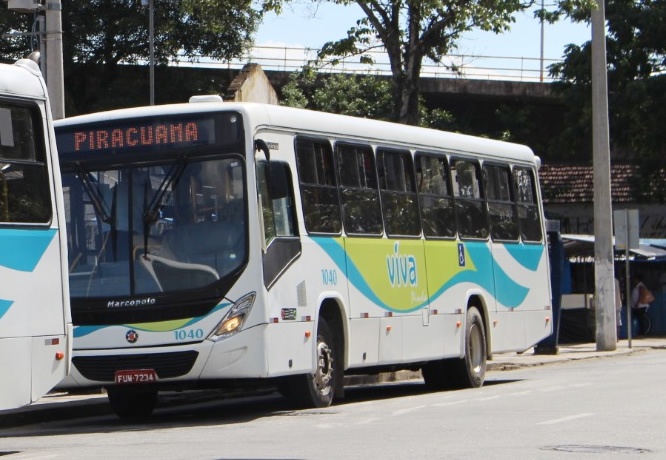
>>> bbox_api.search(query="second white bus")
[0,58,72,410]
[54,99,552,418]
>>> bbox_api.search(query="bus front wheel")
[107,386,158,420]
[283,317,337,408]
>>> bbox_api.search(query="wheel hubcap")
[469,323,484,374]
[314,340,333,396]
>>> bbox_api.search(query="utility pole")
[6,0,64,118]
[591,0,616,351]
[44,0,65,119]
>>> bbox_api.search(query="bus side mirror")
[268,161,288,200]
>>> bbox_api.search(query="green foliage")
[548,0,666,201]
[281,67,395,120]
[281,66,456,130]
[1,0,261,64]
[314,0,549,125]
[1,0,266,113]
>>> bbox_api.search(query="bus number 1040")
[321,269,338,286]
[174,328,204,341]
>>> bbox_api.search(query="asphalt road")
[0,338,664,459]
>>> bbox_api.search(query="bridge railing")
[175,45,564,83]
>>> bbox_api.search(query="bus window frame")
[513,166,544,244]
[376,147,421,238]
[0,96,53,227]
[293,136,342,236]
[415,151,457,240]
[450,156,489,241]
[483,161,520,243]
[334,141,383,238]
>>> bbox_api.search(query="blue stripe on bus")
[0,299,14,320]
[0,228,57,272]
[313,237,534,311]
[502,242,544,271]
[311,237,396,311]
[425,243,528,309]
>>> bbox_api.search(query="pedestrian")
[631,275,655,335]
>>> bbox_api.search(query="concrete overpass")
[261,69,559,108]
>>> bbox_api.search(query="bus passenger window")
[514,168,543,242]
[484,164,518,241]
[335,143,382,236]
[295,138,341,234]
[378,148,420,237]
[451,159,488,239]
[416,154,455,238]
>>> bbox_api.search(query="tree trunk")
[397,75,421,126]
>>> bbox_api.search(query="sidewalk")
[486,336,666,370]
[2,336,665,428]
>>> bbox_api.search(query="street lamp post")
[539,0,545,82]
[141,0,155,105]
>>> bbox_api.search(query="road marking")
[537,413,594,425]
[539,385,567,392]
[506,390,532,396]
[355,417,380,425]
[392,405,425,416]
[477,395,501,401]
[433,400,467,407]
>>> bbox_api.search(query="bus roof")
[54,101,537,164]
[0,59,47,100]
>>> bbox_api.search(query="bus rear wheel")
[422,306,487,390]
[282,317,337,408]
[107,386,158,420]
[449,306,487,388]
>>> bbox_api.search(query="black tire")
[283,317,337,408]
[107,387,158,420]
[422,306,487,390]
[449,306,487,388]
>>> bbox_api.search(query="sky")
[253,2,592,81]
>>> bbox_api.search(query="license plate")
[114,369,158,384]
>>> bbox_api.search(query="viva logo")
[387,242,417,288]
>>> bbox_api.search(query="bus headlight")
[209,292,256,341]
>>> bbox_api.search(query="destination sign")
[56,113,242,157]
[73,122,200,152]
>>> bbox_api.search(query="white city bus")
[55,99,552,418]
[0,58,72,410]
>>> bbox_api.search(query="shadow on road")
[0,377,522,438]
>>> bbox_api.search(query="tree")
[549,0,666,200]
[281,66,455,130]
[314,0,554,126]
[0,0,265,113]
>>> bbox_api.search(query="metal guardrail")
[175,45,563,83]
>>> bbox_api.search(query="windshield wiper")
[75,163,112,224]
[141,155,188,257]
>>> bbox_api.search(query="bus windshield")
[63,156,246,299]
